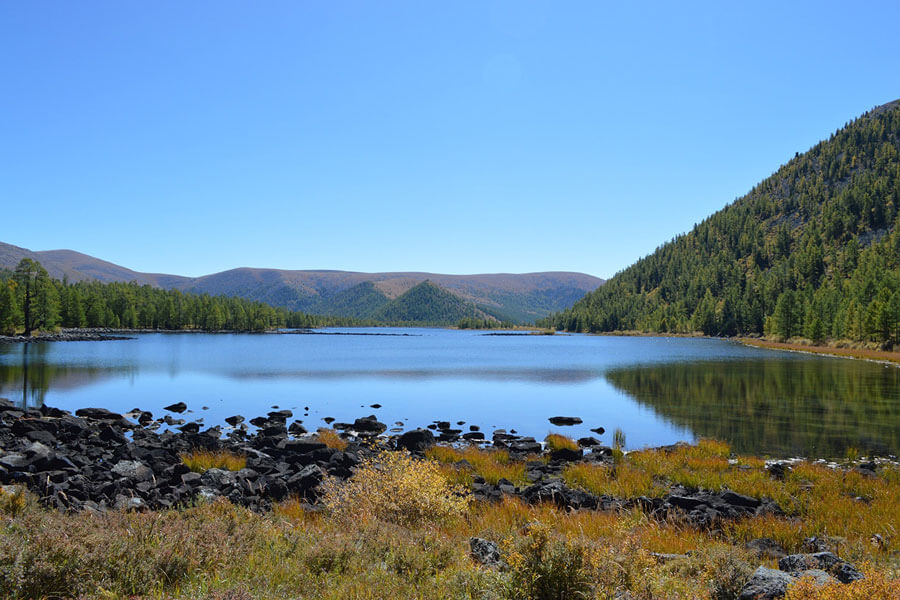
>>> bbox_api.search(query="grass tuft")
[180,449,246,472]
[317,428,349,450]
[545,433,579,452]
[426,445,528,486]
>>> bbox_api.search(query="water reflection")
[605,359,900,457]
[0,344,135,409]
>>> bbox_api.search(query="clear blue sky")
[1,2,898,278]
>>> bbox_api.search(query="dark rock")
[739,566,795,600]
[469,537,502,566]
[746,538,787,559]
[225,415,245,426]
[590,427,606,435]
[163,402,188,414]
[796,569,837,586]
[75,407,124,421]
[112,460,154,483]
[548,416,582,426]
[268,410,292,420]
[767,462,791,480]
[577,436,601,447]
[369,404,381,409]
[397,429,436,452]
[288,421,307,435]
[462,432,485,441]
[323,417,335,424]
[178,422,201,434]
[779,552,864,584]
[721,491,761,509]
[549,448,583,462]
[349,415,386,435]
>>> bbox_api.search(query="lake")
[1,329,898,457]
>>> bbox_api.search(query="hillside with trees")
[0,241,603,325]
[0,259,362,334]
[543,100,900,346]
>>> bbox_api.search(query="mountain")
[0,241,603,324]
[371,281,491,324]
[545,99,900,344]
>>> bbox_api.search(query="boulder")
[111,460,153,483]
[349,415,386,435]
[469,537,502,566]
[75,407,124,421]
[548,416,582,426]
[397,429,434,452]
[739,566,795,600]
[778,552,864,584]
[163,402,188,414]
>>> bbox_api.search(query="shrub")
[180,449,246,472]
[503,522,592,600]
[320,451,470,528]
[0,486,28,517]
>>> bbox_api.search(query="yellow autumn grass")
[180,448,246,472]
[545,433,579,452]
[317,427,349,450]
[426,445,528,486]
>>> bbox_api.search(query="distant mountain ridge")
[0,241,603,324]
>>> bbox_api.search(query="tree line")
[0,258,364,335]
[541,101,900,346]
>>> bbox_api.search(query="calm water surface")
[1,329,898,457]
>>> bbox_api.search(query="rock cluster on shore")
[0,398,787,531]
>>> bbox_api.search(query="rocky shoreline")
[1,399,783,525]
[1,400,886,598]
[0,331,135,343]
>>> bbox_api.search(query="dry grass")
[320,451,470,528]
[740,337,900,365]
[317,428,348,450]
[426,445,528,486]
[784,567,900,599]
[2,442,898,599]
[180,449,246,472]
[545,433,579,452]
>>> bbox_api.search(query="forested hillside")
[370,281,490,324]
[0,259,359,335]
[544,100,900,345]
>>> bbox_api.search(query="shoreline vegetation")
[1,401,898,599]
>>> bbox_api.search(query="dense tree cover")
[370,281,497,325]
[0,260,363,335]
[455,317,516,329]
[543,101,900,345]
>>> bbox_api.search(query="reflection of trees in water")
[0,344,135,409]
[605,359,900,457]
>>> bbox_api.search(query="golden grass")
[784,567,900,599]
[426,445,528,486]
[2,441,898,599]
[180,448,246,472]
[317,428,349,450]
[545,433,579,452]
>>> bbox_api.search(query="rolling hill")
[0,241,603,324]
[544,99,900,343]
